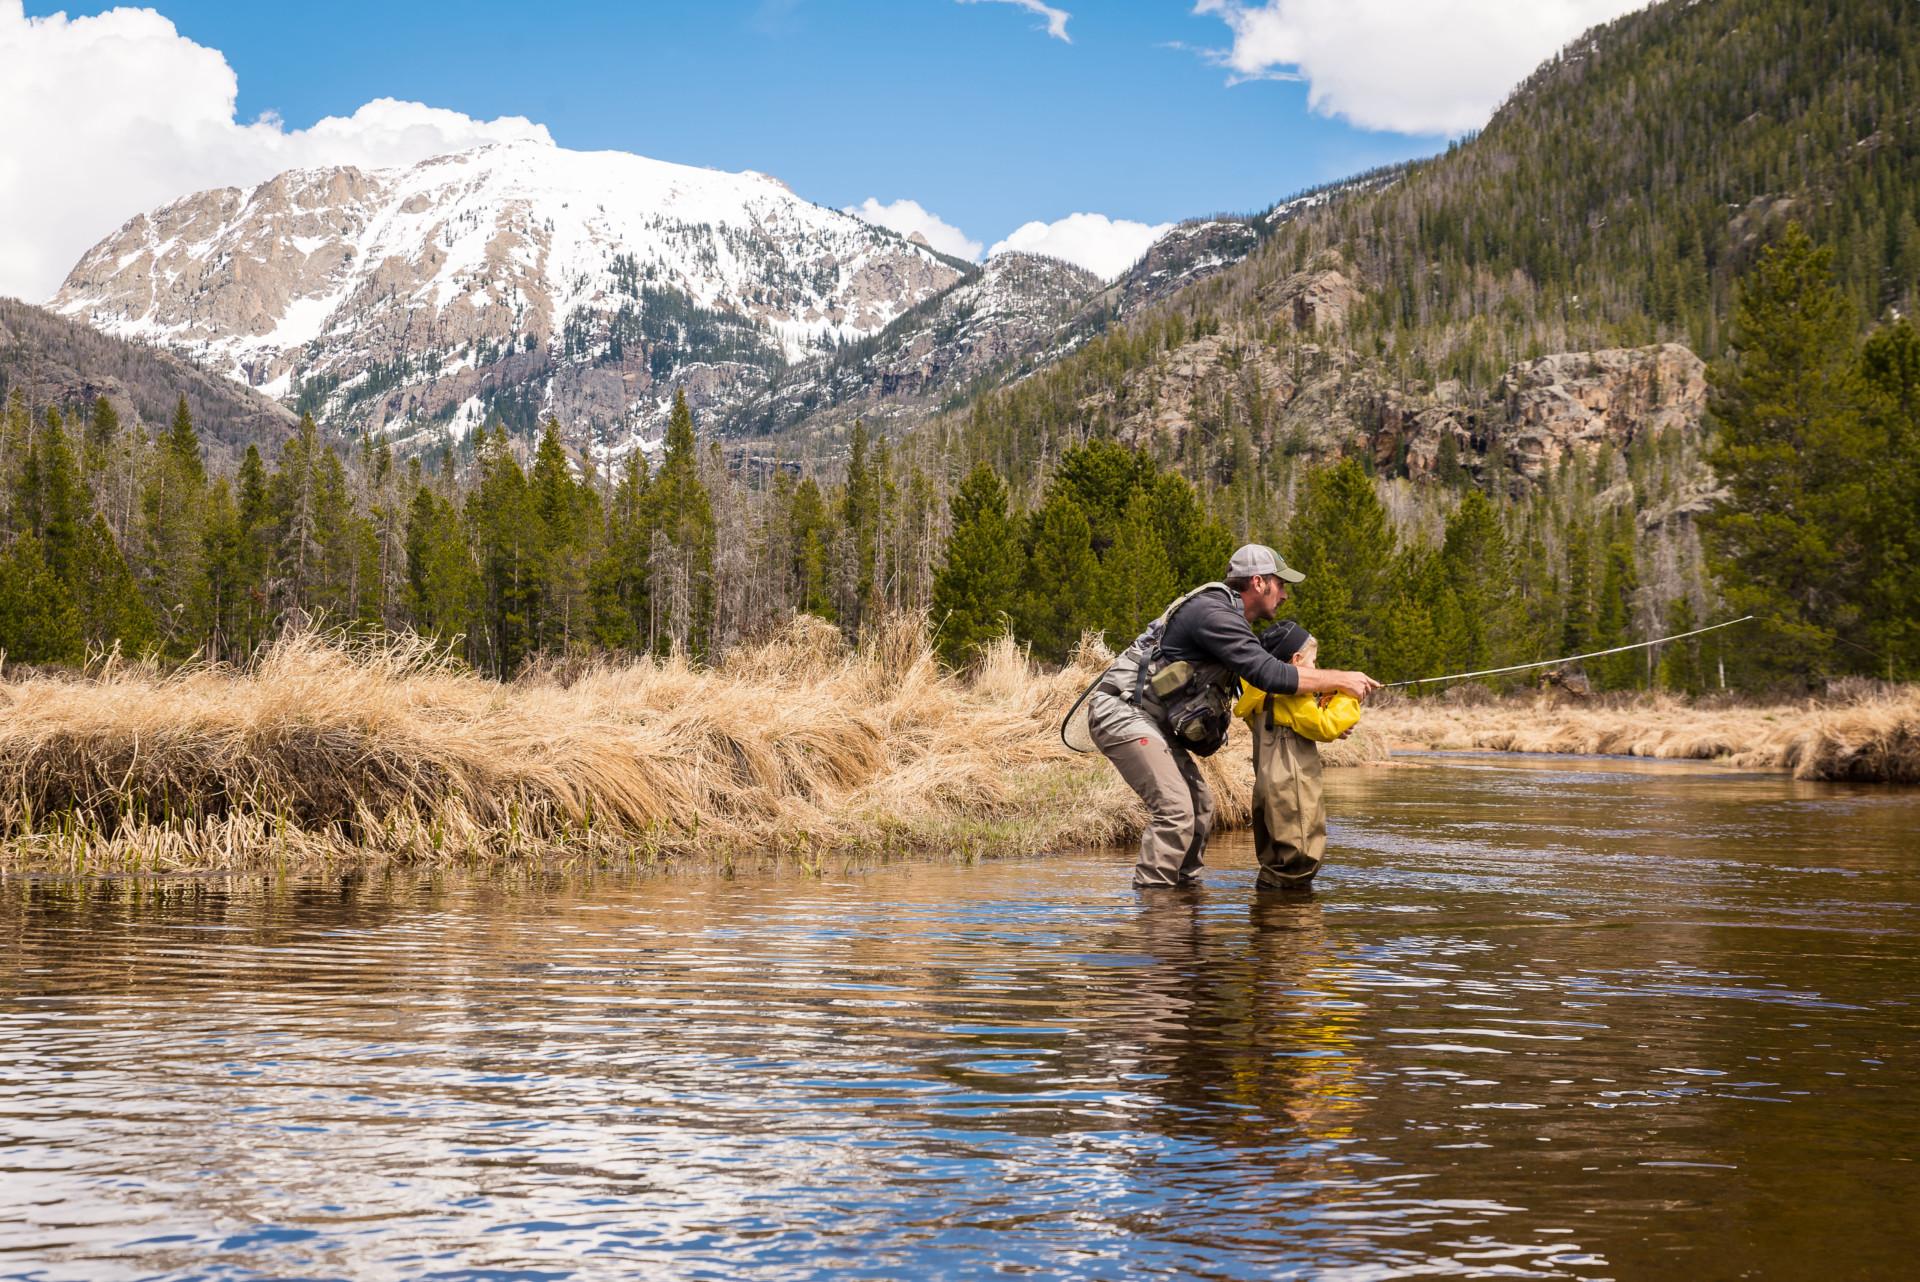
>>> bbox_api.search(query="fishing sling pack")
[1119,583,1240,757]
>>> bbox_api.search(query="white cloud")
[1191,0,1649,136]
[0,1,552,302]
[958,0,1072,44]
[989,214,1174,281]
[844,198,985,261]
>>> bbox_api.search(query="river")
[3,755,1917,1280]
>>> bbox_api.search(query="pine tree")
[0,534,83,665]
[72,513,153,657]
[1656,596,1705,694]
[1439,489,1512,674]
[1287,458,1396,671]
[592,450,652,649]
[138,396,210,653]
[466,425,539,673]
[1561,522,1596,654]
[838,420,883,629]
[21,408,87,588]
[931,463,1023,665]
[1703,223,1871,684]
[788,476,836,620]
[1092,491,1177,648]
[529,418,594,649]
[406,485,478,646]
[1146,471,1233,589]
[647,390,715,654]
[1017,490,1099,663]
[1859,319,1920,678]
[233,445,274,653]
[1593,529,1641,689]
[200,478,245,660]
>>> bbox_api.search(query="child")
[1233,621,1361,890]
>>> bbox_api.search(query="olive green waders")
[1249,703,1325,889]
[1088,691,1215,887]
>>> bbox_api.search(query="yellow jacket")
[1233,681,1362,742]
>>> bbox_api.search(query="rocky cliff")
[1080,258,1709,489]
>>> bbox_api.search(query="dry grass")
[0,619,1390,875]
[1369,686,1920,783]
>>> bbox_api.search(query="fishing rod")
[1060,615,1756,752]
[1384,615,1755,689]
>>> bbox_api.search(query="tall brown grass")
[1368,686,1920,782]
[0,619,1388,875]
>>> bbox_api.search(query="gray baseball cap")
[1225,543,1305,583]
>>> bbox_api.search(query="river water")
[3,755,1917,1281]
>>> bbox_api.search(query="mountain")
[52,140,963,453]
[0,296,296,463]
[723,251,1102,440]
[715,185,1403,444]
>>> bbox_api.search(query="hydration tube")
[1059,671,1106,753]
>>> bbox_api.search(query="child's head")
[1294,635,1318,669]
[1262,619,1314,667]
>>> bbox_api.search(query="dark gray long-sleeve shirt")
[1159,586,1300,695]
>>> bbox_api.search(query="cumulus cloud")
[0,1,552,302]
[844,198,985,261]
[1190,0,1648,136]
[989,214,1174,281]
[958,0,1071,44]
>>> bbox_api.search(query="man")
[1087,544,1380,888]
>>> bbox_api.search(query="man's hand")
[1300,668,1383,702]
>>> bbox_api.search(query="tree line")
[2,223,1914,691]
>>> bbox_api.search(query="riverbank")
[6,624,1909,875]
[1367,685,1920,782]
[0,620,1387,875]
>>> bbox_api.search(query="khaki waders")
[1249,702,1325,889]
[1090,583,1239,888]
[1089,690,1215,887]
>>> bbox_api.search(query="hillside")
[937,0,1919,486]
[0,296,296,463]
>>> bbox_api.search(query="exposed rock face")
[1096,220,1260,319]
[1269,267,1361,332]
[1499,343,1707,476]
[726,251,1102,438]
[52,141,961,453]
[1080,252,1709,487]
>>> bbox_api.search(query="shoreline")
[1364,689,1920,783]
[1,623,1911,876]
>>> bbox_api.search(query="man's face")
[1247,574,1287,621]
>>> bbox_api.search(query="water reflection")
[3,755,1918,1280]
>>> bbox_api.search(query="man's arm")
[1166,593,1300,693]
[1295,666,1383,701]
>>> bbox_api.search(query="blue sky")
[30,0,1440,243]
[3,0,1644,297]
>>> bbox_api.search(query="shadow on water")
[3,754,1918,1280]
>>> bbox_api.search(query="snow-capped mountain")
[52,140,963,451]
[728,251,1103,439]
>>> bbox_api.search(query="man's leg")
[1172,743,1214,883]
[1089,694,1201,888]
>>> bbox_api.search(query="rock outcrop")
[1498,343,1708,476]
